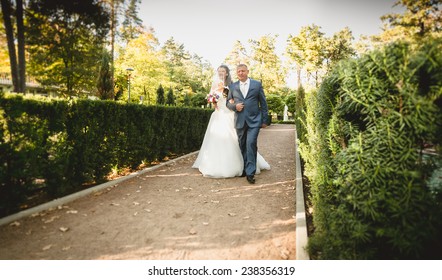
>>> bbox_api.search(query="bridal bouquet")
[206,92,220,104]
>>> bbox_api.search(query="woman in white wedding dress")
[192,65,270,178]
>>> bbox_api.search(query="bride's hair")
[218,65,232,86]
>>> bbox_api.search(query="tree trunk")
[296,65,302,88]
[16,0,26,93]
[1,0,19,92]
[110,0,116,99]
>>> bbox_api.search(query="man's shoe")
[246,175,255,184]
[240,171,246,177]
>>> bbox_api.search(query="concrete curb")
[0,151,199,227]
[295,126,310,260]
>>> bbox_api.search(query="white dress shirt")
[240,78,250,98]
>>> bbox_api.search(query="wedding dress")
[192,91,270,178]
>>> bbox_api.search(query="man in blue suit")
[227,64,269,184]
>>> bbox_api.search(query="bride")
[192,65,270,178]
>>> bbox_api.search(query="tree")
[101,0,124,101]
[97,50,113,99]
[120,0,143,44]
[381,0,441,40]
[324,27,356,72]
[115,30,168,103]
[249,35,286,95]
[285,93,296,115]
[166,87,175,106]
[266,94,285,116]
[26,0,110,96]
[182,93,191,107]
[1,0,25,93]
[286,24,326,88]
[190,93,207,108]
[156,84,165,105]
[224,40,250,69]
[161,37,190,91]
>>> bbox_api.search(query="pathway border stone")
[295,126,310,260]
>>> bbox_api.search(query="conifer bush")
[300,39,442,259]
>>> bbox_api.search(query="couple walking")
[193,64,270,184]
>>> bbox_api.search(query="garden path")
[0,124,296,260]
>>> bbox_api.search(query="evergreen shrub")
[299,39,442,259]
[0,94,212,216]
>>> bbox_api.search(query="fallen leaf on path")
[189,229,197,235]
[243,216,250,220]
[144,209,151,212]
[203,222,209,226]
[211,200,220,204]
[228,213,237,217]
[66,210,78,214]
[110,203,120,206]
[43,216,60,223]
[280,249,290,260]
[62,246,71,251]
[9,221,20,227]
[42,245,52,251]
[133,212,138,216]
[59,227,69,232]
[133,202,140,206]
[281,207,289,210]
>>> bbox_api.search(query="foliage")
[224,40,250,69]
[381,0,441,40]
[265,94,284,115]
[190,93,207,108]
[114,30,167,103]
[285,93,296,114]
[300,39,442,259]
[119,0,143,44]
[156,84,165,105]
[286,25,356,88]
[295,85,307,146]
[166,87,175,106]
[0,93,212,217]
[96,50,114,100]
[26,0,110,96]
[248,35,286,94]
[161,37,212,96]
[1,0,25,93]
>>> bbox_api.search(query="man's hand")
[236,103,244,112]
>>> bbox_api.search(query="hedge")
[0,94,212,217]
[298,39,442,259]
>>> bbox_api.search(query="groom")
[227,64,269,184]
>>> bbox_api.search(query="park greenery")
[1,0,441,259]
[296,0,442,259]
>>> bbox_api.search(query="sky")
[139,0,403,67]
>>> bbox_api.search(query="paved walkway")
[0,124,297,260]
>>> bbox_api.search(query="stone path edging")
[295,126,310,260]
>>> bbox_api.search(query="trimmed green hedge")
[298,39,442,259]
[0,94,212,216]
